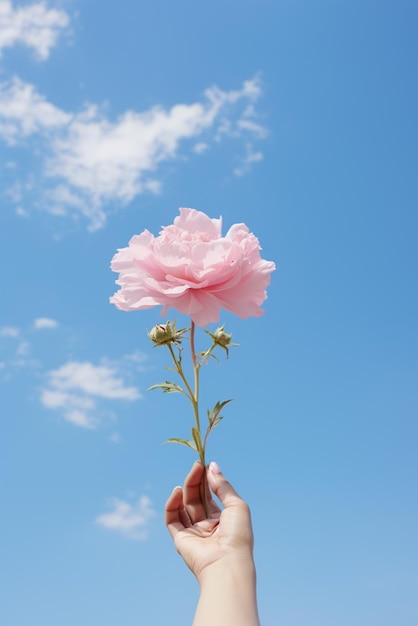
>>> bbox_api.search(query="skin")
[165,461,260,626]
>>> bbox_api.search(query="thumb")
[207,461,244,509]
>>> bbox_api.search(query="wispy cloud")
[96,495,156,540]
[16,339,30,356]
[16,206,29,217]
[40,358,141,428]
[0,324,40,372]
[0,325,19,337]
[234,143,264,177]
[0,75,267,230]
[33,317,59,329]
[0,76,71,144]
[193,141,209,154]
[0,0,69,60]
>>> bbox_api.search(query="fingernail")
[209,461,222,474]
[172,485,182,492]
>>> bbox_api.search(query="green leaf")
[197,351,219,366]
[148,381,186,394]
[207,399,233,424]
[164,437,196,450]
[203,414,224,449]
[191,427,202,452]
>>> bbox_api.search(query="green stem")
[196,343,217,369]
[190,321,202,458]
[190,320,210,517]
[166,321,210,517]
[190,322,200,427]
[167,343,194,401]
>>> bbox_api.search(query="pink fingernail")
[209,461,222,474]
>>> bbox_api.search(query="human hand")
[165,460,254,583]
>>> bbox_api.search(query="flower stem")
[164,321,210,517]
[167,343,194,401]
[190,320,210,517]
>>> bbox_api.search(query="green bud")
[148,320,188,347]
[211,326,232,348]
[205,325,238,357]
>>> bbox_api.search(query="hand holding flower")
[165,461,260,626]
[165,461,254,580]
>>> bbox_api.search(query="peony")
[110,208,275,327]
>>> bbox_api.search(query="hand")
[165,460,254,582]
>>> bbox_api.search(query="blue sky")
[1,1,417,625]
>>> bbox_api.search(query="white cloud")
[109,431,121,443]
[16,340,30,355]
[122,350,148,372]
[0,325,19,337]
[0,0,69,60]
[41,389,97,428]
[46,361,140,400]
[234,143,264,177]
[33,317,58,329]
[96,495,156,540]
[0,76,71,145]
[0,326,41,373]
[4,180,23,202]
[193,141,209,154]
[237,118,267,138]
[16,206,29,217]
[0,75,267,230]
[41,358,141,428]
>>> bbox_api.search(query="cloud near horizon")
[0,75,267,230]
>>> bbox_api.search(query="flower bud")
[148,320,188,347]
[212,326,232,348]
[205,325,237,357]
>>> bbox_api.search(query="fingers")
[183,461,211,523]
[166,459,239,539]
[207,461,244,509]
[165,485,187,540]
[208,461,253,550]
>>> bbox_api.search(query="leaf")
[148,381,186,395]
[191,427,202,452]
[207,399,233,424]
[177,347,183,365]
[203,415,224,449]
[164,437,196,450]
[198,352,220,366]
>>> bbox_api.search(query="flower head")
[110,208,275,327]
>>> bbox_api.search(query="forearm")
[193,556,260,626]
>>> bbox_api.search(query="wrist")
[197,550,256,588]
[194,554,260,626]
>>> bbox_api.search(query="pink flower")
[110,208,275,327]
